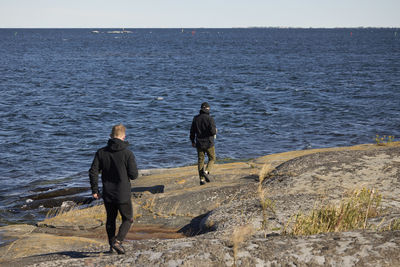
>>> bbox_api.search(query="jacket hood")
[107,138,129,152]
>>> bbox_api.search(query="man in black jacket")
[89,124,138,254]
[190,102,217,185]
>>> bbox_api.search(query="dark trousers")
[104,201,133,245]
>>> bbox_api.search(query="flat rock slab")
[6,230,400,267]
[1,143,400,266]
[266,146,400,208]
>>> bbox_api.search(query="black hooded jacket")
[89,138,138,203]
[190,110,217,149]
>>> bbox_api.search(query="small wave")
[19,195,94,210]
[24,187,89,201]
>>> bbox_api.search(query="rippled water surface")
[1,28,399,225]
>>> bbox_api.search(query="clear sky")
[1,0,399,28]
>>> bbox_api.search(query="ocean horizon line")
[1,26,399,30]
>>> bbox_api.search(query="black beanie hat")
[201,102,210,109]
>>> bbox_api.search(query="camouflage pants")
[197,146,216,178]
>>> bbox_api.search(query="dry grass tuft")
[231,224,254,267]
[284,188,383,236]
[258,163,274,184]
[43,204,107,225]
[257,188,275,235]
[387,218,400,231]
[257,163,275,235]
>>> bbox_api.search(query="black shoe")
[203,171,211,183]
[112,240,125,254]
[105,246,114,254]
[200,169,211,183]
[200,178,206,185]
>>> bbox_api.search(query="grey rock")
[1,144,400,266]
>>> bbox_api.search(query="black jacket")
[190,110,217,149]
[89,138,138,203]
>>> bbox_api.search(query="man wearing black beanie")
[190,102,217,185]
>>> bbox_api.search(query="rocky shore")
[1,143,400,266]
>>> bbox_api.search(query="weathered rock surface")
[1,143,400,266]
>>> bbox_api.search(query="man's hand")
[192,142,196,148]
[93,193,100,199]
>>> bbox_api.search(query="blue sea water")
[0,28,399,225]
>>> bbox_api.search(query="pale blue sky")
[1,0,399,28]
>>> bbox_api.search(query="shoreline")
[1,142,400,266]
[0,157,254,228]
[2,142,396,227]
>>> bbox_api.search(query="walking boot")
[112,240,126,254]
[203,170,211,182]
[200,169,210,183]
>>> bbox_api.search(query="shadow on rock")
[0,250,108,267]
[178,212,212,237]
[131,185,164,194]
[240,174,258,182]
[50,250,104,259]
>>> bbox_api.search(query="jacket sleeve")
[127,152,139,180]
[89,151,100,195]
[210,117,217,136]
[190,117,196,143]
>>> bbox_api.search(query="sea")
[0,28,399,226]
